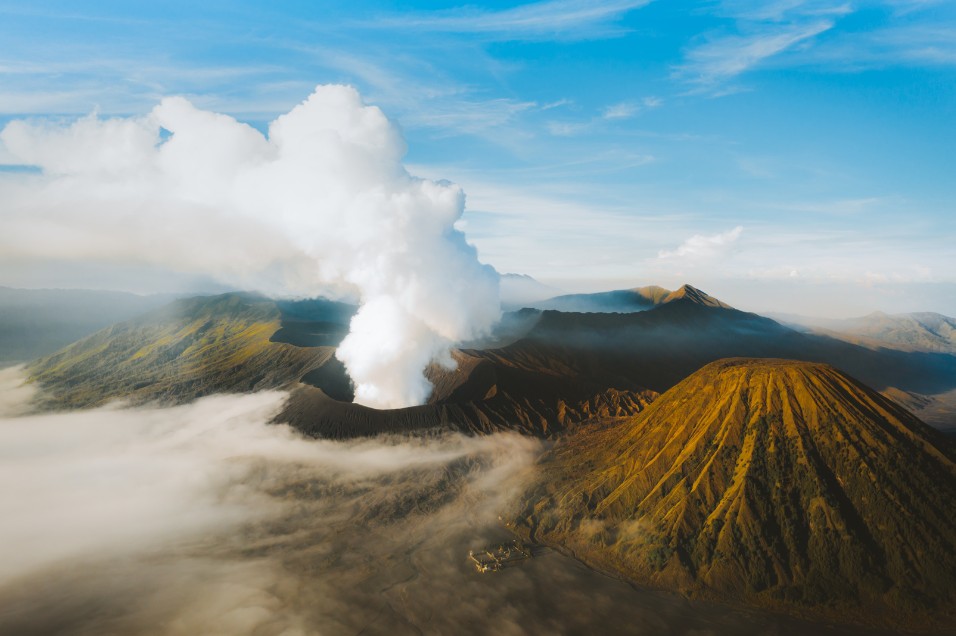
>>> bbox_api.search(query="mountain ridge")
[24,290,956,435]
[529,283,730,313]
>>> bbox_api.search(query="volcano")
[515,358,956,630]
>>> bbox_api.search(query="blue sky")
[1,0,954,315]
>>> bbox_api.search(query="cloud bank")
[0,380,537,635]
[0,85,500,409]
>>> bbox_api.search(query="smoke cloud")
[0,85,500,408]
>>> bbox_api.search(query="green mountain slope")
[29,293,335,408]
[515,358,956,630]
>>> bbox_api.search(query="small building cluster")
[468,539,533,573]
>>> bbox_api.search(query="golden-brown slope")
[516,358,956,631]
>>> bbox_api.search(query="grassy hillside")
[516,358,956,631]
[29,293,334,408]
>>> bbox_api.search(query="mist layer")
[0,372,896,636]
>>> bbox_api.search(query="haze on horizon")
[0,0,954,318]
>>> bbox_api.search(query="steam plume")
[0,85,500,408]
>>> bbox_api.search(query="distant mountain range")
[529,284,956,357]
[772,310,956,354]
[514,359,956,631]
[527,283,731,313]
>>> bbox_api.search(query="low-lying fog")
[0,367,889,635]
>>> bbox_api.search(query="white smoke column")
[0,86,500,408]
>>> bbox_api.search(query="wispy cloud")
[405,98,539,135]
[676,0,956,92]
[603,101,639,120]
[367,0,654,41]
[883,0,949,16]
[540,98,573,111]
[803,24,956,69]
[717,0,852,22]
[0,52,305,115]
[677,20,834,90]
[602,96,662,120]
[658,226,744,260]
[548,96,661,136]
[774,197,888,216]
[312,49,538,143]
[547,120,590,136]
